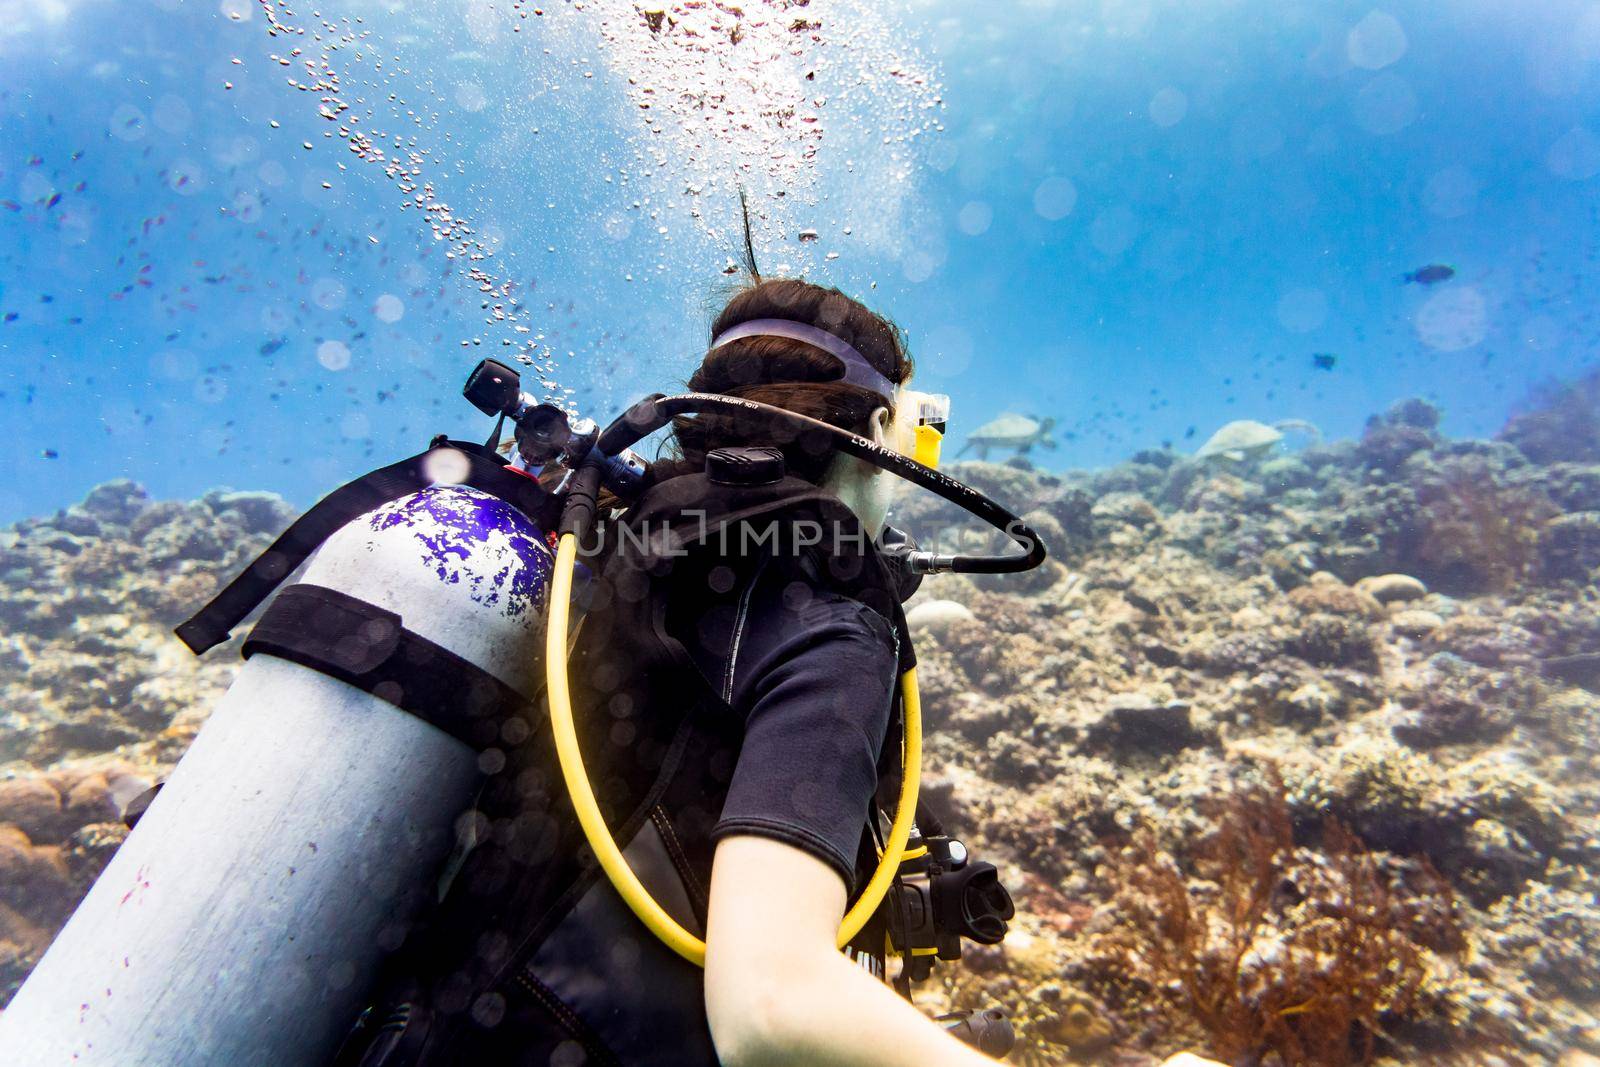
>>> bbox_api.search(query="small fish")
[41,448,58,459]
[44,192,61,209]
[1404,263,1455,285]
[3,312,17,323]
[1312,353,1337,370]
[258,337,287,356]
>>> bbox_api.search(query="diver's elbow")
[705,973,805,1067]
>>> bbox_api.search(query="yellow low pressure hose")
[545,531,922,967]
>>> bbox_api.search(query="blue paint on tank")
[369,486,553,618]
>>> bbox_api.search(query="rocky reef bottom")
[2,393,1598,1065]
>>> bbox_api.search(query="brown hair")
[663,278,915,483]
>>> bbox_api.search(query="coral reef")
[1405,453,1557,595]
[889,397,1600,1063]
[3,395,1599,1063]
[1096,777,1460,1067]
[1499,368,1600,466]
[0,483,284,997]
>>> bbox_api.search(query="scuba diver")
[334,276,1018,1065]
[0,267,1236,1066]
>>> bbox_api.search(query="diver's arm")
[704,835,998,1067]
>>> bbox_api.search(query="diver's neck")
[821,454,890,538]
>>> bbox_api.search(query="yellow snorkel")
[904,390,951,470]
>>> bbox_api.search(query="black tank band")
[177,439,552,656]
[242,583,529,751]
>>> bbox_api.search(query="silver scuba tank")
[0,476,555,1067]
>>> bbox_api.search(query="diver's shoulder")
[750,571,896,648]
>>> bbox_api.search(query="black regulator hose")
[596,393,1048,574]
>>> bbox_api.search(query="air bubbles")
[326,961,358,993]
[455,81,489,112]
[194,376,229,405]
[218,0,254,20]
[1352,73,1417,136]
[926,138,959,173]
[1032,176,1077,221]
[312,278,347,310]
[1415,286,1487,351]
[153,349,198,381]
[19,172,54,204]
[168,160,206,195]
[422,447,472,486]
[603,214,633,241]
[258,160,288,187]
[261,303,292,332]
[213,134,261,167]
[109,104,148,142]
[550,1040,586,1067]
[501,717,531,746]
[58,214,94,247]
[317,340,352,371]
[373,293,405,323]
[228,188,262,222]
[1346,11,1407,71]
[956,201,992,236]
[1148,87,1188,128]
[902,247,941,283]
[591,0,943,265]
[1089,206,1140,258]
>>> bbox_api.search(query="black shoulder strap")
[176,439,551,656]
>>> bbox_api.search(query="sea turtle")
[958,413,1058,461]
[1194,418,1321,462]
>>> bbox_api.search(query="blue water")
[3,0,1599,520]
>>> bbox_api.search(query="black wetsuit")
[686,552,898,888]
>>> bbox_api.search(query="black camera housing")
[462,358,523,418]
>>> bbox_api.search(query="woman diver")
[335,275,1005,1066]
